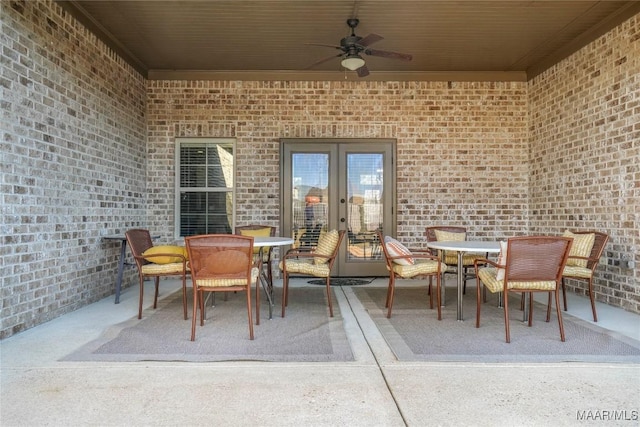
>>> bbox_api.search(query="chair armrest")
[567,255,593,263]
[411,252,442,262]
[474,257,500,268]
[283,249,315,259]
[134,253,188,264]
[388,252,441,264]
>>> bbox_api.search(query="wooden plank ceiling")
[56,1,640,81]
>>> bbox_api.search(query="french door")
[281,139,395,276]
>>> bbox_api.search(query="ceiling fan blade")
[305,43,343,50]
[358,33,383,47]
[356,65,370,78]
[305,53,343,69]
[364,48,413,61]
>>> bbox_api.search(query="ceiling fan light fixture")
[341,54,365,71]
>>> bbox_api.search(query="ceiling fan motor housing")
[341,35,363,52]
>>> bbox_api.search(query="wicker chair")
[235,224,277,286]
[125,229,188,320]
[279,229,345,318]
[474,236,572,343]
[426,226,484,294]
[185,234,259,341]
[561,231,609,322]
[378,231,446,320]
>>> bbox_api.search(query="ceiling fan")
[306,18,412,77]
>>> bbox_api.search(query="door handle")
[340,218,346,223]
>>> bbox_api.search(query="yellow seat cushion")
[141,262,186,274]
[142,245,187,264]
[478,267,557,293]
[443,252,479,266]
[563,230,595,268]
[279,259,331,277]
[314,229,339,265]
[392,260,446,278]
[239,227,273,255]
[563,265,592,279]
[195,267,259,288]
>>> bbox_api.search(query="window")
[175,138,235,237]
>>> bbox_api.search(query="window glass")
[176,139,235,237]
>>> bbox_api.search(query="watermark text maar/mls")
[576,409,638,422]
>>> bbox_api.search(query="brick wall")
[1,1,147,338]
[528,14,640,313]
[147,80,530,248]
[1,0,638,339]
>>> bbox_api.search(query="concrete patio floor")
[2,277,639,426]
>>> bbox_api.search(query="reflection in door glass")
[347,154,383,261]
[291,153,329,249]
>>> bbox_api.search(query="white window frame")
[174,138,236,238]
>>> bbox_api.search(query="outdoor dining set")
[116,225,608,345]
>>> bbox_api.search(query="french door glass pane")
[346,153,383,261]
[291,153,329,248]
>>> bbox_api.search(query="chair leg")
[428,277,434,309]
[555,288,566,342]
[462,267,467,295]
[588,278,598,322]
[267,255,273,291]
[475,275,482,328]
[190,287,198,341]
[385,276,393,308]
[386,276,396,319]
[182,274,188,320]
[435,274,442,320]
[561,278,568,311]
[325,276,334,317]
[138,275,145,319]
[504,291,511,343]
[281,272,289,318]
[199,291,206,326]
[255,276,260,325]
[528,292,534,327]
[246,286,254,340]
[153,277,160,309]
[546,292,552,322]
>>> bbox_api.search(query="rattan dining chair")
[561,230,609,322]
[185,234,259,341]
[426,226,484,294]
[125,229,188,320]
[474,236,572,343]
[279,229,345,318]
[235,224,277,286]
[378,231,446,320]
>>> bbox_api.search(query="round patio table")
[426,240,500,321]
[253,236,294,320]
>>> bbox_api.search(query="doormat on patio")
[352,287,640,363]
[308,277,376,286]
[62,287,353,363]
